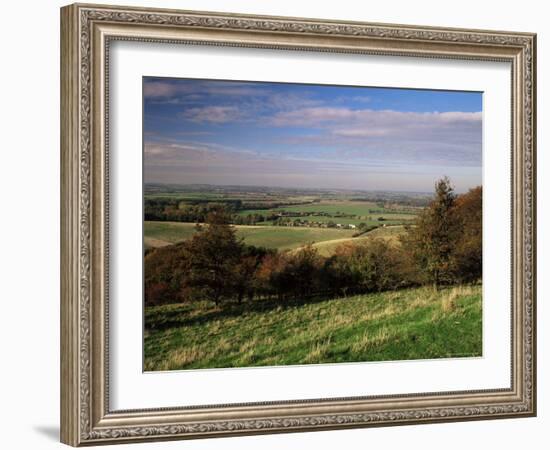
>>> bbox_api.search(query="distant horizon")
[144,78,482,192]
[144,181,479,195]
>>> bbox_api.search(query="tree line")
[144,178,482,307]
[144,198,315,223]
[144,199,241,222]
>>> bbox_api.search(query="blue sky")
[143,77,482,192]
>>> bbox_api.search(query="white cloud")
[270,107,481,129]
[180,106,244,124]
[143,80,272,100]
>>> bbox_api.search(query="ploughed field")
[144,285,482,371]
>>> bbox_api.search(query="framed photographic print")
[60,3,537,446]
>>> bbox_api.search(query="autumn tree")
[182,208,244,305]
[405,176,460,289]
[355,239,407,292]
[255,253,290,301]
[327,239,408,294]
[323,243,362,297]
[287,245,323,298]
[453,186,482,282]
[144,242,190,306]
[233,245,273,303]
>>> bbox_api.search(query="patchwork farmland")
[144,185,422,254]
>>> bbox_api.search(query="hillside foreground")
[144,284,482,371]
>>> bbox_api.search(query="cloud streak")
[270,107,481,141]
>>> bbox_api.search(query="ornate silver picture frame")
[60,3,536,446]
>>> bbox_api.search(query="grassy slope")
[144,285,482,371]
[304,225,407,256]
[144,221,356,251]
[144,221,198,244]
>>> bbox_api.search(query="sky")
[143,77,482,193]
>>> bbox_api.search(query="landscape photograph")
[143,77,483,371]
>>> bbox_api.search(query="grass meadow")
[144,284,482,371]
[144,221,357,251]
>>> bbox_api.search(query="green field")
[144,221,198,246]
[237,201,417,217]
[237,201,380,216]
[144,284,482,371]
[144,221,356,251]
[236,200,418,227]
